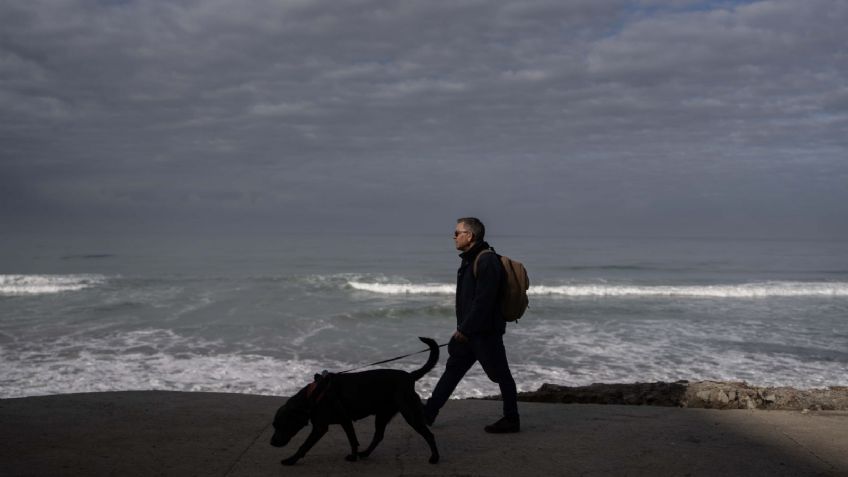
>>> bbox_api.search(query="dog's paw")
[345,453,359,462]
[429,453,440,464]
[357,450,372,459]
[280,456,299,466]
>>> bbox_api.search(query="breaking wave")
[348,281,454,295]
[0,274,107,296]
[531,282,848,298]
[348,280,848,298]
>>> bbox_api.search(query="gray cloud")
[1,0,846,239]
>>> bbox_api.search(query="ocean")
[1,234,847,399]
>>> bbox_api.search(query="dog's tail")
[409,337,439,381]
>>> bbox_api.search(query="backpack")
[473,249,530,322]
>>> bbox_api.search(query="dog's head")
[270,374,328,447]
[270,389,310,447]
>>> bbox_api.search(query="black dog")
[270,337,440,465]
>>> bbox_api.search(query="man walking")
[424,217,520,433]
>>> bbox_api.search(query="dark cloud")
[1,0,846,239]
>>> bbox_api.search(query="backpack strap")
[473,249,496,278]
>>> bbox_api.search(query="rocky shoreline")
[479,381,848,411]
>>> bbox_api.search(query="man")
[424,217,520,433]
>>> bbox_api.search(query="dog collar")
[306,381,330,404]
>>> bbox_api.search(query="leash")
[337,342,448,374]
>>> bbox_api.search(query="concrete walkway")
[1,391,846,476]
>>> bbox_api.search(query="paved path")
[2,391,846,476]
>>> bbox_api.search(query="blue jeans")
[425,333,519,421]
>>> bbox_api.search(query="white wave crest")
[348,279,848,298]
[531,282,848,298]
[0,274,107,296]
[348,281,454,295]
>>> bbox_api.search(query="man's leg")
[425,339,475,424]
[474,334,519,422]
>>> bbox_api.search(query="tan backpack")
[473,249,530,322]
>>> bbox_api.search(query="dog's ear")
[314,373,322,382]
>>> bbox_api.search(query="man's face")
[454,224,474,252]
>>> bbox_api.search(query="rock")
[498,381,848,411]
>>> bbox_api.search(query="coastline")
[2,388,847,476]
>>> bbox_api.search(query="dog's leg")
[339,419,360,462]
[399,396,440,464]
[358,411,395,459]
[281,424,328,466]
[328,400,360,462]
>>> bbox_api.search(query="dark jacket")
[456,240,506,336]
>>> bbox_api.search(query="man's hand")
[452,330,468,343]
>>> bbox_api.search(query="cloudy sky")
[1,0,846,240]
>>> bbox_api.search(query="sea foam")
[3,325,844,399]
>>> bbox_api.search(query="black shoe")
[484,416,520,433]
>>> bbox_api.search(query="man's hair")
[457,217,485,241]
